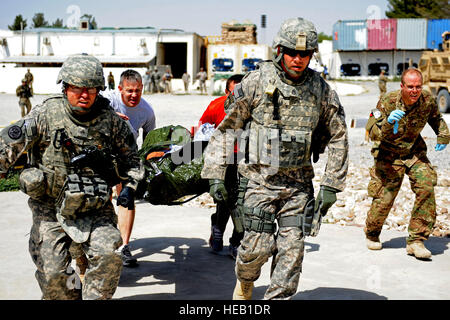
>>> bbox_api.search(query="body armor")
[245,62,320,169]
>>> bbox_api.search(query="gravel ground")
[1,79,449,236]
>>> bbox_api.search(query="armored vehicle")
[419,31,450,113]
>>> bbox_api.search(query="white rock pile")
[184,161,450,238]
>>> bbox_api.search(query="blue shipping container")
[333,20,367,51]
[427,19,450,50]
[397,19,427,49]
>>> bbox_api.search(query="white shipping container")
[207,44,239,78]
[240,44,271,73]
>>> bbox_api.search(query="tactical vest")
[39,96,114,199]
[246,63,321,169]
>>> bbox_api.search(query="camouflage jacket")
[16,85,32,99]
[0,94,144,197]
[201,61,348,191]
[378,74,387,88]
[366,89,450,165]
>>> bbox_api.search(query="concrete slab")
[0,191,448,300]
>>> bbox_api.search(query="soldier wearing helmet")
[202,18,349,300]
[16,77,33,117]
[0,54,144,299]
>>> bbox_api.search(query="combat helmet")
[57,53,105,90]
[273,17,318,53]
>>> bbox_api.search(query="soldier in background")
[24,68,34,94]
[143,69,151,94]
[163,68,173,94]
[150,66,160,93]
[0,54,144,299]
[107,71,115,90]
[201,17,348,300]
[378,69,387,97]
[16,78,32,117]
[182,70,190,93]
[365,68,449,259]
[196,67,207,94]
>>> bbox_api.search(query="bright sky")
[0,0,389,45]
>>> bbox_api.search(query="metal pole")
[21,21,24,56]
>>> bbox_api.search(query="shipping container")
[397,18,427,50]
[332,20,367,51]
[240,44,271,73]
[207,44,239,78]
[367,19,397,50]
[427,19,450,50]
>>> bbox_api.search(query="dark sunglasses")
[283,47,313,58]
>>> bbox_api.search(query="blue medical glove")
[387,110,405,124]
[387,110,405,134]
[435,144,447,151]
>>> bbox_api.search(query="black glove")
[117,186,135,210]
[209,179,228,203]
[315,185,338,216]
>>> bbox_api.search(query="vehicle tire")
[437,89,450,113]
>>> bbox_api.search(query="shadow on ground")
[116,237,387,300]
[117,237,236,300]
[382,236,449,256]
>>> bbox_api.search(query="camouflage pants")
[19,98,31,117]
[236,178,312,300]
[28,198,123,300]
[365,158,437,244]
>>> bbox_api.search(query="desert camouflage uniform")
[0,56,143,299]
[16,83,32,117]
[365,89,450,244]
[378,73,387,97]
[202,59,348,299]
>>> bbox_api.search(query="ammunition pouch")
[19,167,46,199]
[70,146,123,187]
[234,176,249,234]
[242,206,277,233]
[56,173,111,219]
[248,126,309,168]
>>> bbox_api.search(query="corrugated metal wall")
[333,20,367,51]
[397,18,427,49]
[427,19,450,50]
[367,19,397,50]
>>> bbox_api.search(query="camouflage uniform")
[378,72,387,97]
[365,89,450,244]
[202,18,348,300]
[25,70,34,93]
[0,55,144,300]
[16,82,33,117]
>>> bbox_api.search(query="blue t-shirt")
[102,90,156,140]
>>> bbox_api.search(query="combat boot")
[232,279,254,300]
[366,238,382,250]
[209,225,224,252]
[406,241,431,259]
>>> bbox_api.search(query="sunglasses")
[283,48,313,58]
[68,85,97,95]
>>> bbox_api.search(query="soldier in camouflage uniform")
[0,54,144,299]
[378,70,387,98]
[201,18,348,300]
[365,68,449,259]
[16,78,33,117]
